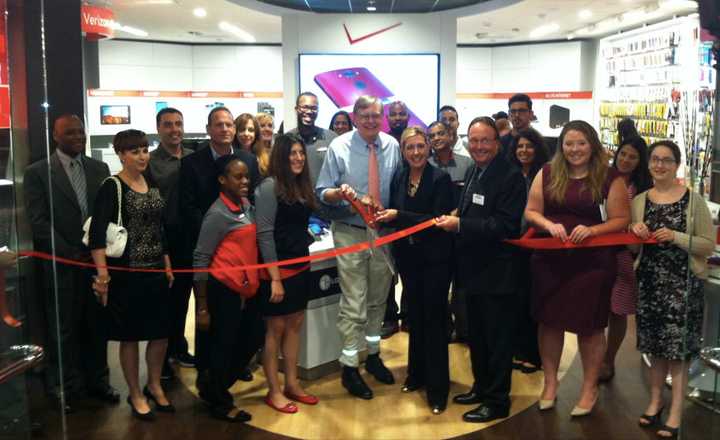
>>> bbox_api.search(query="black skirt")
[258,271,310,317]
[105,271,170,341]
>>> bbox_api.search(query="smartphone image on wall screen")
[314,67,426,132]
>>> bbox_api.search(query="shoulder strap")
[110,176,123,227]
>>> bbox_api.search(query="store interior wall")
[93,36,594,140]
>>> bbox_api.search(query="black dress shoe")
[431,404,445,415]
[126,396,156,421]
[365,354,395,385]
[401,377,424,393]
[143,386,176,413]
[237,367,253,382]
[170,352,196,368]
[462,403,509,423]
[453,390,482,405]
[87,386,121,404]
[341,367,373,400]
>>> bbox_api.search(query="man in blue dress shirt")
[316,95,401,400]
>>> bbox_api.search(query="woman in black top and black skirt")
[89,130,174,420]
[376,126,455,414]
[507,127,549,374]
[255,134,318,414]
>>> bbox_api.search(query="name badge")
[472,194,484,206]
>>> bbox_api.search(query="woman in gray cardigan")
[629,140,714,439]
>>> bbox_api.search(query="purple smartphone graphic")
[314,67,426,132]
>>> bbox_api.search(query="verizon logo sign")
[81,5,114,40]
[82,13,113,29]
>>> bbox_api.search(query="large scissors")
[341,193,396,275]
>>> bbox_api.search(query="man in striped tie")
[316,95,402,400]
[24,114,118,412]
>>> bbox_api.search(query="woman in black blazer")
[376,126,455,414]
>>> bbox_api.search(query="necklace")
[407,174,421,197]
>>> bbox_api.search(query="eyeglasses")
[650,157,676,166]
[357,112,382,121]
[427,131,447,139]
[298,105,318,112]
[509,108,530,115]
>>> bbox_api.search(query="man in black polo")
[145,108,195,379]
[287,92,337,186]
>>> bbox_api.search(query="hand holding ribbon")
[506,227,658,250]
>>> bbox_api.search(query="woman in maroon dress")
[525,120,630,416]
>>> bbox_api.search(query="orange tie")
[368,143,381,208]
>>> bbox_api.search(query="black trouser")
[450,281,469,339]
[466,292,517,410]
[42,263,109,397]
[401,260,451,407]
[165,225,193,359]
[204,277,264,411]
[513,250,540,366]
[383,276,406,323]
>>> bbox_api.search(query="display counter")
[297,232,344,380]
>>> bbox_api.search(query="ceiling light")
[108,21,149,37]
[567,33,576,40]
[118,25,149,37]
[578,10,592,20]
[529,23,559,39]
[218,21,256,43]
[366,6,376,11]
[193,8,207,18]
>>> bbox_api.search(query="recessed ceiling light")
[578,9,592,20]
[193,8,207,18]
[529,23,559,39]
[367,6,376,11]
[218,21,256,43]
[108,21,149,37]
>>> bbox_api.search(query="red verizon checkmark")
[343,22,402,45]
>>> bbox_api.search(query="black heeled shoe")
[126,396,155,421]
[639,406,664,428]
[656,424,679,439]
[143,386,176,413]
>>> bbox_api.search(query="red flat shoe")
[264,396,298,414]
[284,391,319,405]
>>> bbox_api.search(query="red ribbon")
[2,221,657,327]
[505,227,657,249]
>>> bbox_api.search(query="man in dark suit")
[178,107,262,390]
[436,116,527,423]
[24,114,119,412]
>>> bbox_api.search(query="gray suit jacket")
[24,152,110,258]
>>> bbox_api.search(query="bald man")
[24,114,118,412]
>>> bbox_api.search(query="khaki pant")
[332,222,393,367]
